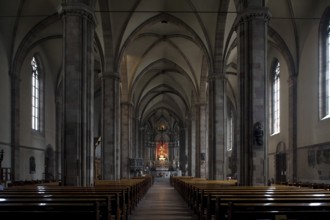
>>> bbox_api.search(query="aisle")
[128,177,198,220]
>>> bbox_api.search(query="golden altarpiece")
[94,119,181,179]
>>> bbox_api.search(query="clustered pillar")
[59,0,96,186]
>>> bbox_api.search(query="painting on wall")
[305,145,330,181]
[157,143,168,161]
[316,149,330,165]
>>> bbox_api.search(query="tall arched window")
[271,59,280,135]
[227,109,233,151]
[319,8,330,119]
[226,99,235,151]
[31,56,43,132]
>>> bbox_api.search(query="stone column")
[141,127,149,161]
[179,126,187,174]
[186,117,192,176]
[194,103,208,178]
[195,104,201,178]
[58,1,95,186]
[190,107,196,176]
[236,6,270,185]
[132,120,137,171]
[138,124,144,159]
[199,103,207,178]
[208,74,226,180]
[121,102,132,178]
[99,71,121,180]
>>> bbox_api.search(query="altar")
[155,160,170,171]
[151,170,182,178]
[144,119,181,177]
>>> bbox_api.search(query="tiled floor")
[128,177,199,220]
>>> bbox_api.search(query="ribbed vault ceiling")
[111,0,219,128]
[1,0,313,131]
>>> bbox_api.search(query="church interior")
[1,0,330,218]
[0,0,330,220]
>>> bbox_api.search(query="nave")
[129,177,198,220]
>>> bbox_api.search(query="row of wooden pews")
[0,175,153,220]
[171,176,330,220]
[281,181,330,190]
[94,176,153,216]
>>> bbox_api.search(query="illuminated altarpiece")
[145,119,180,172]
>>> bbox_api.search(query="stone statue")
[254,122,263,146]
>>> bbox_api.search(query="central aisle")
[128,177,199,220]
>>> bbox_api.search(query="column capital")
[194,102,206,107]
[58,2,97,24]
[98,71,120,80]
[235,7,271,27]
[208,73,227,82]
[121,101,134,107]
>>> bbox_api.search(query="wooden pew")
[1,176,152,220]
[172,177,330,220]
[94,176,152,215]
[0,197,108,220]
[201,187,330,219]
[172,177,237,214]
[0,187,122,219]
[198,186,330,219]
[216,196,330,220]
[3,187,134,219]
[204,189,330,219]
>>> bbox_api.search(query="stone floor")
[128,177,199,220]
